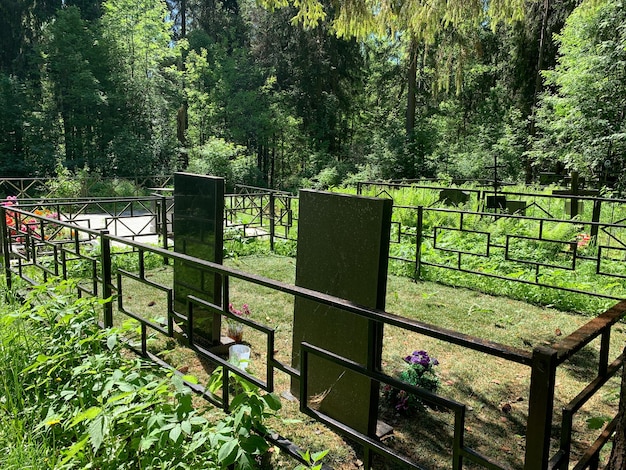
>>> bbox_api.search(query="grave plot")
[1,180,625,470]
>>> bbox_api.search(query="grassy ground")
[116,253,625,469]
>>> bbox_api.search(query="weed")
[0,279,290,469]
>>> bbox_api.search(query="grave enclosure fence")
[0,175,174,199]
[0,203,625,470]
[220,185,626,309]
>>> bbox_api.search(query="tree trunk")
[525,0,550,184]
[605,348,626,470]
[529,0,549,137]
[406,37,418,139]
[269,135,275,189]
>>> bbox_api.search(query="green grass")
[223,184,626,314]
[112,254,625,469]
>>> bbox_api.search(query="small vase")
[227,323,244,343]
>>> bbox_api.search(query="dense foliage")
[0,280,285,469]
[1,0,623,189]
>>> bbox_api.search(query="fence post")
[259,194,263,227]
[100,230,113,328]
[269,192,275,252]
[415,206,423,280]
[524,346,558,470]
[0,207,11,289]
[569,171,580,219]
[160,194,169,265]
[590,198,602,240]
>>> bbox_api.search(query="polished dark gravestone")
[291,190,392,436]
[439,188,470,206]
[173,172,224,345]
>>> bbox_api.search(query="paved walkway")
[65,213,162,246]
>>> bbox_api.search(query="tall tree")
[530,0,626,186]
[252,5,363,158]
[100,0,179,176]
[182,4,280,185]
[259,0,528,177]
[45,6,105,170]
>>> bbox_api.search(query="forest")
[1,0,625,191]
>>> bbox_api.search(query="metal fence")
[355,182,626,306]
[224,185,298,249]
[221,184,626,305]
[0,176,173,199]
[1,203,624,469]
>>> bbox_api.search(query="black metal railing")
[0,175,173,200]
[1,204,624,470]
[0,196,172,258]
[221,186,626,304]
[224,185,297,248]
[409,206,626,302]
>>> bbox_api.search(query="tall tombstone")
[173,173,224,345]
[291,190,392,436]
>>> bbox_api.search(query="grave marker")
[439,188,470,206]
[173,172,224,345]
[291,190,392,436]
[552,171,600,225]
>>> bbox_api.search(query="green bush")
[0,280,286,469]
[45,163,145,199]
[187,137,263,190]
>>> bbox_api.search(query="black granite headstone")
[439,188,470,206]
[173,173,224,344]
[486,195,507,210]
[291,190,392,436]
[506,200,527,215]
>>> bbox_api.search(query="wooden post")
[524,346,558,470]
[570,171,580,219]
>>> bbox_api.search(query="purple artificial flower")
[403,350,428,367]
[395,390,409,411]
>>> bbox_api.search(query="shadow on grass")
[360,373,531,470]
[376,376,527,469]
[559,345,600,382]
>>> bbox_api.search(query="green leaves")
[169,423,183,443]
[88,414,109,452]
[587,415,610,430]
[106,333,118,350]
[69,406,102,428]
[295,448,329,470]
[218,438,239,466]
[2,280,287,469]
[532,0,626,180]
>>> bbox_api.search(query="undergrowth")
[0,279,301,469]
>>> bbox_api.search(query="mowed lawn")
[117,254,625,469]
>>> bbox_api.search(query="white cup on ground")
[229,344,251,370]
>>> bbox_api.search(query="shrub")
[0,280,286,469]
[187,137,262,190]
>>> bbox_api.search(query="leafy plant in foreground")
[0,279,294,469]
